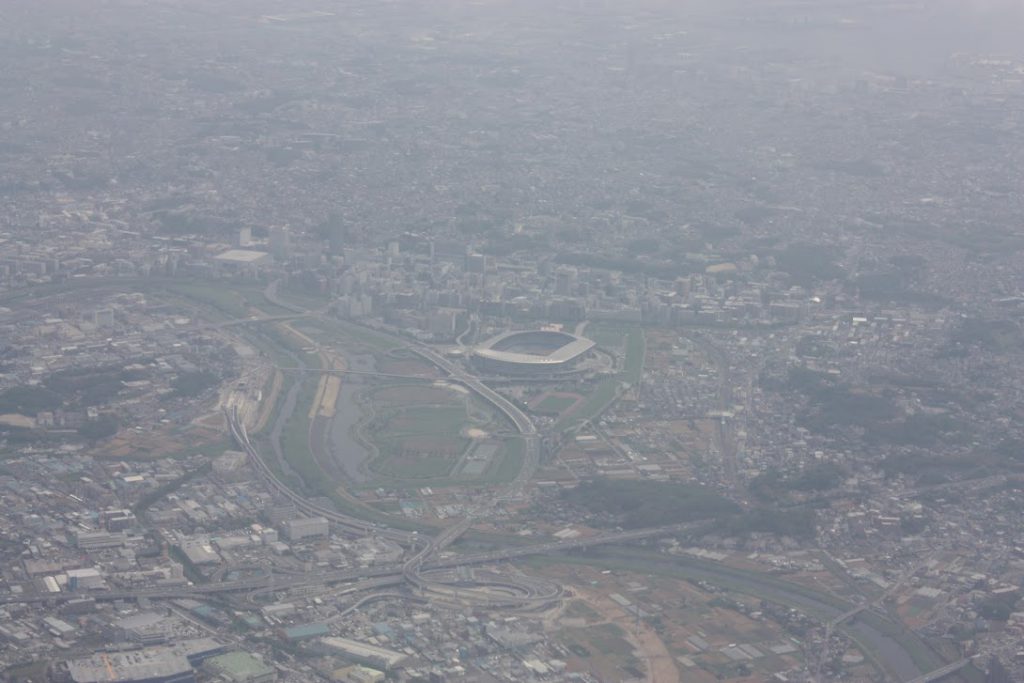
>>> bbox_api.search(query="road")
[686,332,741,488]
[407,345,540,493]
[905,659,970,683]
[0,520,711,606]
[828,553,940,630]
[402,517,476,592]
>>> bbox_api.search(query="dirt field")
[102,424,224,461]
[562,585,680,683]
[0,414,34,428]
[532,562,802,683]
[318,375,342,417]
[252,369,283,433]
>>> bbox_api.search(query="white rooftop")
[214,249,271,264]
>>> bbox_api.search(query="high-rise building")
[269,226,291,259]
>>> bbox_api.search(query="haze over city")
[1,1,1023,683]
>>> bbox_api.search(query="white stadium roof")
[473,330,596,365]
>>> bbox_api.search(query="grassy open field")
[486,439,525,483]
[555,327,645,432]
[366,404,469,480]
[270,286,330,312]
[388,404,466,434]
[558,623,644,681]
[373,385,462,407]
[164,282,250,318]
[279,378,323,487]
[588,324,629,349]
[358,384,532,487]
[358,437,525,491]
[534,393,580,415]
[622,328,645,383]
[160,438,234,462]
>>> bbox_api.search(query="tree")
[78,414,120,441]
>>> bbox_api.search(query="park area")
[529,391,584,417]
[367,404,469,479]
[359,383,519,486]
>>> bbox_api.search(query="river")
[325,353,377,484]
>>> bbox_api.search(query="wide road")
[407,345,540,494]
[1,521,712,605]
[685,331,740,488]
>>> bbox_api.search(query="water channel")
[325,353,376,484]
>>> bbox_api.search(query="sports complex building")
[472,330,596,376]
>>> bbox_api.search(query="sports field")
[363,389,471,481]
[531,392,583,416]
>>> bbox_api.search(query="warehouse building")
[319,636,408,671]
[281,516,328,541]
[67,650,195,683]
[65,640,225,683]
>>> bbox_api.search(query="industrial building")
[178,542,221,566]
[259,603,296,621]
[281,516,329,541]
[66,567,105,591]
[65,640,225,683]
[332,665,386,683]
[319,636,408,671]
[116,612,171,646]
[100,508,138,532]
[282,622,330,642]
[74,530,126,550]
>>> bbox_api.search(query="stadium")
[472,330,596,376]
